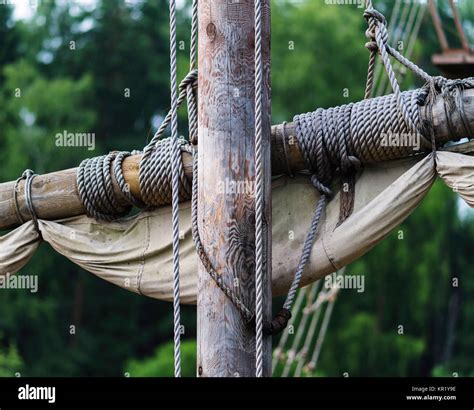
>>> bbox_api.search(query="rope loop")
[13,169,41,234]
[77,153,132,221]
[139,137,192,208]
[310,175,332,198]
[113,151,147,209]
[178,69,198,93]
[262,308,292,336]
[363,8,387,26]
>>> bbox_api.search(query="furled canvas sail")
[1,151,472,304]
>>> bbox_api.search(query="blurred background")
[0,0,472,377]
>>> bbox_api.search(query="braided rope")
[169,0,182,378]
[77,153,132,221]
[13,169,40,233]
[364,0,377,99]
[187,0,198,145]
[254,0,265,378]
[190,148,254,323]
[373,0,401,97]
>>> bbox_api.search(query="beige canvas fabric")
[0,151,472,304]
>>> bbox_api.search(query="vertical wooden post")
[197,0,272,377]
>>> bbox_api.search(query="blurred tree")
[0,338,22,377]
[126,340,197,377]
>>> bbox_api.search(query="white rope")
[294,285,323,377]
[255,0,265,378]
[307,298,337,372]
[372,0,402,97]
[169,0,182,378]
[281,284,319,377]
[382,0,420,96]
[384,1,427,96]
[375,0,411,96]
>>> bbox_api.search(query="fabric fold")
[1,152,472,304]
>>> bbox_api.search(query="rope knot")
[262,308,292,336]
[341,155,362,174]
[365,40,378,53]
[311,175,332,198]
[178,69,198,93]
[13,168,41,235]
[363,8,387,26]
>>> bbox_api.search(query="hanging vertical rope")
[372,0,402,97]
[254,0,265,378]
[364,0,377,98]
[169,0,182,378]
[187,0,198,145]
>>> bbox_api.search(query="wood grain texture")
[196,0,272,377]
[1,89,474,230]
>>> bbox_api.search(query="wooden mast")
[196,0,272,377]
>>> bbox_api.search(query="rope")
[190,148,254,323]
[77,153,132,222]
[382,1,422,97]
[364,0,378,99]
[283,184,329,311]
[113,151,146,209]
[140,138,192,206]
[169,0,182,378]
[293,288,324,377]
[187,0,198,146]
[13,169,41,234]
[254,0,265,378]
[306,297,336,373]
[372,0,402,97]
[272,285,307,373]
[272,271,343,377]
[281,283,319,377]
[374,0,411,97]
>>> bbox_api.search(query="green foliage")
[317,313,425,377]
[1,59,96,176]
[126,340,197,377]
[0,339,23,377]
[272,0,368,122]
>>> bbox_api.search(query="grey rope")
[283,183,330,312]
[77,153,132,221]
[254,0,265,378]
[363,0,378,99]
[307,296,337,372]
[143,70,198,151]
[281,121,294,177]
[190,148,254,323]
[139,138,191,207]
[372,0,402,97]
[169,0,182,378]
[113,151,146,209]
[381,0,419,96]
[272,285,307,374]
[13,169,40,233]
[281,283,320,377]
[187,0,198,146]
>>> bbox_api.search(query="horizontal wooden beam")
[1,88,474,230]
